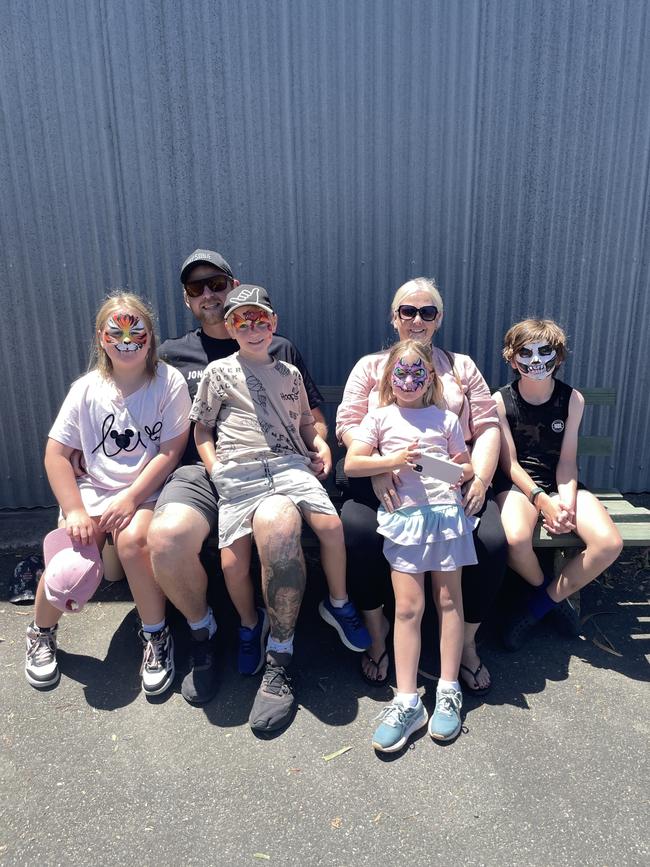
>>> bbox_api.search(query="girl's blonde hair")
[390,277,444,319]
[502,318,567,367]
[378,339,443,408]
[93,291,158,380]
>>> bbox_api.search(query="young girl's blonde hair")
[378,340,443,408]
[93,291,158,380]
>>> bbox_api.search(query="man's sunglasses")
[397,304,438,322]
[184,274,233,298]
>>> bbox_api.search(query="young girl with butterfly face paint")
[345,339,476,752]
[492,319,622,651]
[25,293,191,696]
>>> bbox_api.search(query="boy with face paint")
[492,319,622,651]
[191,285,370,733]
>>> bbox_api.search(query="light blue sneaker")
[372,698,428,753]
[428,686,463,741]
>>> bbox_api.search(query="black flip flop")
[360,650,389,687]
[459,662,492,696]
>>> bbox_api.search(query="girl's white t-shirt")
[48,363,191,515]
[355,403,467,508]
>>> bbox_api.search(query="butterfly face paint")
[515,341,557,380]
[230,309,273,332]
[103,313,148,353]
[391,356,429,393]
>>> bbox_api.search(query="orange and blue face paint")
[103,313,148,353]
[391,356,428,393]
[230,309,273,332]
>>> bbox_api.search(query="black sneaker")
[139,625,175,696]
[25,622,60,688]
[181,627,218,704]
[503,609,539,652]
[548,596,581,637]
[249,652,295,733]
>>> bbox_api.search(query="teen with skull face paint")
[25,293,191,695]
[345,340,476,751]
[493,319,623,650]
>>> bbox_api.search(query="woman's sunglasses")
[397,304,438,322]
[185,274,233,298]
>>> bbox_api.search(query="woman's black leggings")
[340,476,508,624]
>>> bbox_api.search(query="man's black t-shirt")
[159,328,324,465]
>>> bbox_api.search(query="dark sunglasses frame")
[396,304,439,322]
[184,273,233,298]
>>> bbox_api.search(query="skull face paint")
[103,313,148,353]
[391,356,429,393]
[230,309,273,332]
[515,342,557,380]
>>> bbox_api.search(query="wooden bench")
[318,385,650,551]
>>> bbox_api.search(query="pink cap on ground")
[42,528,103,613]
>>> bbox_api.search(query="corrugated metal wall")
[1,0,649,508]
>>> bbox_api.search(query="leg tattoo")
[264,556,305,642]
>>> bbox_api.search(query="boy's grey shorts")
[213,454,338,549]
[154,464,219,530]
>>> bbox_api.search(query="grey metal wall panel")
[1,0,648,507]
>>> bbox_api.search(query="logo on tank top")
[551,419,565,433]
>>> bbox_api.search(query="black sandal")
[459,662,492,696]
[360,650,389,687]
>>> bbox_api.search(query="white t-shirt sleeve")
[352,410,381,449]
[446,413,467,458]
[159,364,192,443]
[48,377,85,450]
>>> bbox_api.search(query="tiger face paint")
[102,313,148,353]
[229,309,273,332]
[514,341,557,380]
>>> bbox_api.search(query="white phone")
[412,452,463,485]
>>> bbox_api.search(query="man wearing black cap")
[148,249,328,708]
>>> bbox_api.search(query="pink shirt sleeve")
[432,348,498,442]
[352,410,381,449]
[445,413,468,458]
[335,353,387,442]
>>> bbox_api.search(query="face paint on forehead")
[391,356,429,392]
[514,341,557,380]
[231,309,272,330]
[103,313,148,352]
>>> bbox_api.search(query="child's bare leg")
[391,569,425,694]
[34,519,107,628]
[431,568,464,682]
[497,490,545,585]
[221,535,257,628]
[302,511,346,599]
[115,506,165,625]
[548,490,623,601]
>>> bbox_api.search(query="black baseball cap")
[180,249,234,284]
[223,285,274,319]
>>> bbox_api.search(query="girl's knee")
[117,529,149,562]
[395,599,424,623]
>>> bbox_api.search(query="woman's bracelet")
[473,473,488,489]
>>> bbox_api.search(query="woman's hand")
[98,491,138,533]
[371,472,403,513]
[462,475,487,517]
[65,508,95,546]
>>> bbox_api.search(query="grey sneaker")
[181,627,219,705]
[249,652,295,733]
[25,623,60,689]
[428,686,463,742]
[139,625,175,696]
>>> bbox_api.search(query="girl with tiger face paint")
[95,294,157,382]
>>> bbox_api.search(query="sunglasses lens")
[398,305,438,321]
[185,275,231,297]
[399,305,418,319]
[419,306,438,321]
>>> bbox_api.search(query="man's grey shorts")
[154,464,219,530]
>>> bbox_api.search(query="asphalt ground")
[1,535,649,866]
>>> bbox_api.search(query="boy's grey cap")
[180,249,234,283]
[223,285,274,318]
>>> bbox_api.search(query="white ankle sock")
[438,679,461,693]
[329,595,348,608]
[267,635,294,656]
[188,607,217,638]
[141,618,165,634]
[395,692,419,708]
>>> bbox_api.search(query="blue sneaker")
[372,698,428,753]
[318,599,371,652]
[428,686,463,741]
[238,607,269,675]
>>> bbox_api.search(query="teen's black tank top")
[499,378,573,489]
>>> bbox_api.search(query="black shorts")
[154,464,219,530]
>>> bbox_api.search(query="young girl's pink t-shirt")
[355,403,467,508]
